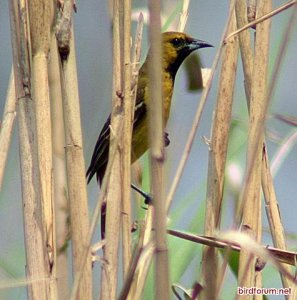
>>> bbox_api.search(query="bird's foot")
[131,183,153,205]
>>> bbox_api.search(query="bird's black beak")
[188,39,214,51]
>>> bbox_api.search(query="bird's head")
[161,32,213,78]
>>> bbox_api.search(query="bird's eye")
[171,38,182,47]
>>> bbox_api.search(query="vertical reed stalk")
[148,1,169,299]
[49,35,69,299]
[9,0,53,298]
[200,9,238,300]
[27,2,58,298]
[236,0,294,293]
[122,0,132,280]
[59,24,92,299]
[238,0,272,293]
[100,0,122,298]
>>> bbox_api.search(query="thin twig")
[225,0,297,41]
[0,69,16,191]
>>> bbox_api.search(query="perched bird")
[87,32,213,186]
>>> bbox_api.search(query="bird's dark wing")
[86,115,111,183]
[86,65,149,184]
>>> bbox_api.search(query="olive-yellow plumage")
[87,32,212,184]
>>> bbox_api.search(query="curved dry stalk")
[200,9,239,300]
[0,69,16,191]
[165,0,236,212]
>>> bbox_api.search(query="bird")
[87,32,213,187]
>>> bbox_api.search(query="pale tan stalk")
[9,0,52,298]
[70,123,123,300]
[235,0,253,105]
[200,10,238,300]
[100,0,122,298]
[148,1,169,299]
[49,35,69,299]
[0,69,16,190]
[236,1,294,292]
[238,0,272,294]
[27,2,58,298]
[59,24,92,299]
[122,0,132,280]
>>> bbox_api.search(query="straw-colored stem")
[122,0,132,280]
[200,10,238,300]
[9,1,52,298]
[148,1,169,299]
[236,0,294,292]
[0,69,16,191]
[49,35,69,299]
[28,1,59,297]
[100,0,122,298]
[59,25,92,299]
[238,0,272,293]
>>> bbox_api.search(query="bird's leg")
[131,183,153,205]
[131,132,169,204]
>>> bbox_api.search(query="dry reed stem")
[49,35,69,299]
[148,1,169,299]
[122,0,133,281]
[235,0,253,105]
[9,1,52,298]
[168,230,297,267]
[200,9,239,300]
[59,25,92,299]
[100,0,123,298]
[70,122,123,300]
[0,69,16,191]
[238,0,272,293]
[260,5,297,290]
[70,16,143,300]
[28,3,58,297]
[236,0,295,292]
[226,0,297,40]
[165,0,236,211]
[118,225,145,300]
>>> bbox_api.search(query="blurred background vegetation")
[0,0,296,299]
